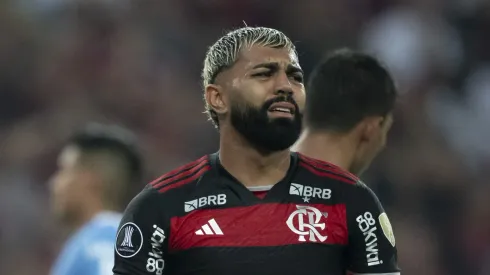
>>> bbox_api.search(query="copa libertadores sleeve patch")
[115,222,144,258]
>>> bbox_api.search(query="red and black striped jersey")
[113,152,400,275]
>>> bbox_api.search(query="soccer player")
[293,49,399,274]
[50,124,143,275]
[293,49,396,175]
[113,27,399,275]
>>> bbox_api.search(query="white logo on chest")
[184,194,227,212]
[289,183,332,202]
[286,205,328,242]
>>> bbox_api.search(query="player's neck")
[219,127,291,188]
[293,129,355,173]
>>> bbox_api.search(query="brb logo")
[289,183,331,203]
[286,205,328,242]
[184,194,226,212]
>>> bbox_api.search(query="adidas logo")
[195,218,223,236]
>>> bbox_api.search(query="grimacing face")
[207,45,306,152]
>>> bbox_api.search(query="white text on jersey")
[356,212,382,266]
[184,194,226,212]
[146,225,165,275]
[289,183,332,200]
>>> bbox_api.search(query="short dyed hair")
[202,27,296,129]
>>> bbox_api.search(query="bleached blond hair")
[202,27,297,129]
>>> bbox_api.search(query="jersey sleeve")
[87,240,117,275]
[113,187,167,275]
[346,182,400,274]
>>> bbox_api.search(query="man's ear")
[205,84,228,115]
[358,116,384,142]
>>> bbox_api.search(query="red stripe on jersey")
[169,203,347,251]
[299,154,344,173]
[299,162,356,185]
[298,154,359,182]
[252,190,268,199]
[157,165,211,193]
[301,154,359,182]
[153,158,209,189]
[150,156,208,187]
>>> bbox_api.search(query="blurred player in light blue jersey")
[49,123,143,275]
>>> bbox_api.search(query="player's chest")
[167,182,348,252]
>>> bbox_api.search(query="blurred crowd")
[0,0,489,274]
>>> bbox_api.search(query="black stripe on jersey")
[166,244,346,275]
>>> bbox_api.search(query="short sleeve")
[52,238,96,275]
[86,239,115,275]
[346,182,400,274]
[113,187,167,275]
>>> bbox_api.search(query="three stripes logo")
[195,218,223,236]
[121,226,134,247]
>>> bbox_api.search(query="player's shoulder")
[85,212,121,237]
[122,155,214,216]
[147,154,213,195]
[295,152,378,197]
[90,211,122,228]
[295,152,359,186]
[72,214,119,245]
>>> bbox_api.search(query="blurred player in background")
[50,123,143,275]
[294,49,399,274]
[294,49,396,176]
[113,27,399,275]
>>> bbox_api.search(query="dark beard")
[230,96,302,153]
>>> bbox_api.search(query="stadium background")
[0,0,489,274]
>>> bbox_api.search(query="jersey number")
[356,212,375,232]
[146,258,164,275]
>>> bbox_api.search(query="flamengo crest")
[286,205,328,242]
